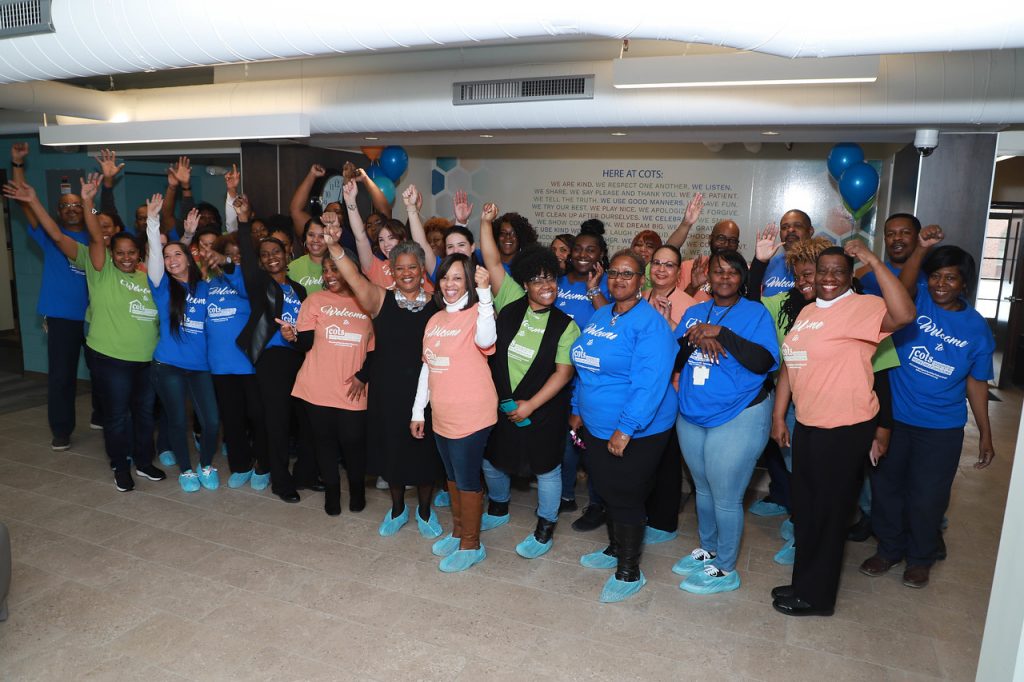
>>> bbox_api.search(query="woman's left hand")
[474,265,490,290]
[345,374,366,402]
[507,400,534,423]
[607,429,631,457]
[685,323,721,345]
[976,434,995,469]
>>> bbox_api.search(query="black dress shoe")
[772,596,834,617]
[296,481,326,492]
[771,584,795,600]
[558,498,578,514]
[934,534,947,561]
[276,491,301,503]
[571,504,606,532]
[846,513,872,542]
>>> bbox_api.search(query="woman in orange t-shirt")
[292,252,374,517]
[769,242,915,617]
[410,254,498,574]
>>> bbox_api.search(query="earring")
[636,290,642,300]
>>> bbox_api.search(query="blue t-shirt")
[570,299,677,439]
[556,274,610,330]
[28,224,90,320]
[150,276,210,371]
[890,282,995,429]
[859,262,926,297]
[762,253,794,297]
[675,298,779,427]
[205,270,254,375]
[264,282,303,351]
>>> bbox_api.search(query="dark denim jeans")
[45,317,85,439]
[434,426,493,492]
[86,348,155,472]
[151,361,219,472]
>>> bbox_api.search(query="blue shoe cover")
[228,469,253,489]
[749,498,788,517]
[379,506,409,537]
[516,533,552,559]
[672,548,716,576]
[599,571,647,603]
[643,526,678,545]
[481,512,510,531]
[158,450,176,467]
[580,547,617,569]
[198,466,219,490]
[439,545,486,573]
[417,509,443,538]
[432,532,460,557]
[780,518,794,542]
[680,565,741,594]
[774,538,796,565]
[250,472,270,491]
[179,470,200,493]
[433,490,450,508]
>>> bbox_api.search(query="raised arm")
[233,195,262,299]
[9,143,38,225]
[96,148,124,219]
[289,163,325,240]
[356,168,392,219]
[2,179,77,259]
[146,194,166,285]
[477,202,506,293]
[223,163,240,233]
[79,174,108,271]
[179,208,200,247]
[665,192,704,248]
[845,240,915,332]
[342,180,376,273]
[474,266,497,348]
[898,225,943,296]
[453,189,474,227]
[322,211,386,316]
[402,184,439,277]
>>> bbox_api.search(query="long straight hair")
[433,253,478,311]
[163,242,204,338]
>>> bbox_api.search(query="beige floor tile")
[30,502,140,544]
[17,532,141,588]
[100,521,222,568]
[97,491,209,532]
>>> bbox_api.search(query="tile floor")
[0,390,1017,681]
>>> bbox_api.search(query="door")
[978,204,1024,387]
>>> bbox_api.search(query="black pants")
[791,419,875,610]
[761,438,792,509]
[582,427,672,526]
[45,317,99,438]
[255,347,305,495]
[304,402,368,489]
[213,373,268,475]
[644,430,683,533]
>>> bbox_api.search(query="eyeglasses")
[59,202,83,209]
[711,235,740,246]
[527,275,556,285]
[606,270,640,280]
[650,259,679,269]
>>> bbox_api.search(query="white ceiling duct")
[0,1,1023,85]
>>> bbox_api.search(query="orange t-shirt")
[422,304,497,438]
[364,256,433,292]
[646,287,697,331]
[677,259,712,303]
[291,290,373,411]
[781,293,890,429]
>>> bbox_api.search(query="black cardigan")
[235,220,307,365]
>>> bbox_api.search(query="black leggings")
[213,373,268,475]
[582,427,672,526]
[303,402,368,489]
[644,430,684,533]
[255,347,305,495]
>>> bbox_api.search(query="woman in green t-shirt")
[477,203,580,559]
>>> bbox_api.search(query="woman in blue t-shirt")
[146,195,221,493]
[571,250,677,603]
[861,232,995,589]
[672,250,779,594]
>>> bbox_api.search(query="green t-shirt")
[287,255,324,294]
[494,277,581,392]
[763,292,899,371]
[74,244,158,362]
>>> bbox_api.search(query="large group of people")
[7,142,996,613]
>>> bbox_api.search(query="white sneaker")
[375,476,389,490]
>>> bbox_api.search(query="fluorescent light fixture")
[39,114,309,146]
[761,130,780,136]
[364,136,379,140]
[613,53,878,89]
[479,134,494,138]
[610,132,628,136]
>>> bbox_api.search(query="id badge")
[692,365,710,386]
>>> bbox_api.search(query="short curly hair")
[494,212,538,249]
[510,245,561,286]
[423,216,453,239]
[785,236,834,271]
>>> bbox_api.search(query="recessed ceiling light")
[761,131,780,136]
[611,132,628,136]
[364,136,379,141]
[479,134,494,138]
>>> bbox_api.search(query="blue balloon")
[827,143,865,183]
[374,175,396,205]
[839,162,879,212]
[379,145,409,182]
[366,162,387,182]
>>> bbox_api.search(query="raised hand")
[354,167,369,184]
[342,179,358,204]
[586,261,604,290]
[2,180,34,203]
[183,208,200,235]
[474,264,490,290]
[146,193,164,220]
[95,149,125,181]
[480,202,498,223]
[172,156,192,187]
[683,192,704,226]
[843,238,874,264]
[755,223,781,262]
[204,250,227,270]
[309,164,326,178]
[224,163,240,196]
[342,161,357,182]
[402,184,420,210]
[919,224,944,249]
[690,255,709,290]
[11,142,28,164]
[78,173,101,202]
[233,195,251,222]
[453,189,474,224]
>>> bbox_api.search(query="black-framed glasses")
[650,259,679,268]
[711,235,740,246]
[527,275,556,284]
[59,202,83,209]
[606,270,640,280]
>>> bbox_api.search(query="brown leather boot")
[446,480,462,540]
[459,489,485,551]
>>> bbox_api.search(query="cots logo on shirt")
[572,346,601,371]
[907,345,955,380]
[508,339,535,362]
[781,342,807,368]
[207,303,237,321]
[325,323,362,346]
[128,299,157,322]
[424,347,450,372]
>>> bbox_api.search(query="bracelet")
[11,161,24,168]
[346,204,357,210]
[331,252,346,261]
[586,287,601,299]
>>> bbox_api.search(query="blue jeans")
[86,348,155,472]
[434,426,492,492]
[561,432,604,507]
[151,361,220,472]
[483,459,561,522]
[676,398,772,572]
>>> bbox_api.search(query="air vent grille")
[0,0,53,38]
[454,75,593,105]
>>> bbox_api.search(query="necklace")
[705,299,738,326]
[610,301,638,326]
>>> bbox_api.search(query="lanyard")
[705,300,737,326]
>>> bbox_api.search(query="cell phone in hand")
[499,399,531,427]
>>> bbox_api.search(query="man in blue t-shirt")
[10,143,96,451]
[857,213,926,296]
[761,209,815,297]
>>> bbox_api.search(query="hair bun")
[579,218,605,236]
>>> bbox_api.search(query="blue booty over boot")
[643,526,678,545]
[599,571,647,603]
[439,546,486,573]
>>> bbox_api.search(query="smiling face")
[708,221,740,255]
[551,238,571,272]
[305,222,326,258]
[815,254,853,301]
[883,217,918,265]
[111,237,140,274]
[321,256,350,295]
[708,255,742,302]
[392,252,423,295]
[570,234,603,276]
[780,211,813,251]
[365,214,385,244]
[224,242,240,265]
[928,266,965,310]
[445,232,473,257]
[525,271,557,309]
[427,230,445,258]
[377,226,400,258]
[439,261,468,304]
[163,244,190,280]
[793,261,817,301]
[649,246,680,289]
[606,255,643,303]
[58,194,84,228]
[134,205,148,232]
[259,240,287,274]
[497,222,519,257]
[631,237,659,265]
[250,220,268,242]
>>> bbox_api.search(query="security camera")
[914,129,939,157]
